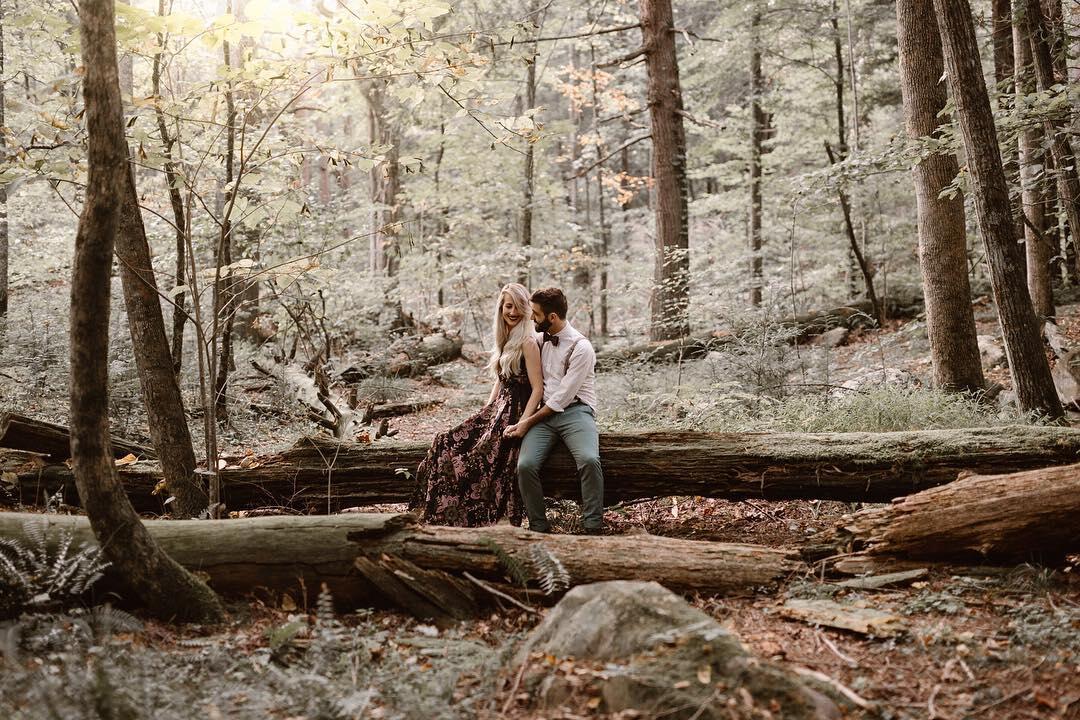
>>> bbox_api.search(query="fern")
[0,519,110,618]
[527,545,571,596]
[481,539,571,595]
[481,538,531,587]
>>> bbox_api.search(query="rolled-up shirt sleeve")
[546,341,595,412]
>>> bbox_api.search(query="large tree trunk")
[896,0,985,392]
[641,0,690,340]
[933,0,1063,419]
[116,167,207,518]
[821,462,1080,569]
[70,0,222,622]
[15,427,1080,513]
[1020,0,1080,280]
[1014,15,1055,319]
[0,512,802,608]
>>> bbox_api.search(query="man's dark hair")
[531,287,568,319]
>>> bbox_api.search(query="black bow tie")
[543,332,560,347]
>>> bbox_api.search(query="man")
[505,287,604,534]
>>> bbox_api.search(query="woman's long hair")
[488,283,532,378]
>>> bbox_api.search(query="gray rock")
[813,327,850,349]
[1052,349,1080,410]
[514,581,852,719]
[839,367,921,393]
[977,334,1006,369]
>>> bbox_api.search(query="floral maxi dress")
[408,362,530,527]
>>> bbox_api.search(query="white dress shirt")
[538,323,598,412]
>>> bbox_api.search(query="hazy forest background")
[1,0,1079,718]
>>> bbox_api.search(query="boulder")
[1052,349,1080,410]
[812,327,850,349]
[513,581,856,719]
[977,334,1006,369]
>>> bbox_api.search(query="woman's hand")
[504,422,528,439]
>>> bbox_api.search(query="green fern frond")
[527,545,570,596]
[480,538,531,587]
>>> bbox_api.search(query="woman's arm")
[487,378,502,406]
[518,340,545,422]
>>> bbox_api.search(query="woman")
[408,283,544,526]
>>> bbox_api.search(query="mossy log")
[0,413,154,460]
[7,426,1080,512]
[0,512,802,609]
[818,462,1080,572]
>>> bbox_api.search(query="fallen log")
[8,426,1080,512]
[383,332,463,378]
[818,462,1080,571]
[597,297,925,366]
[0,512,803,608]
[0,412,154,460]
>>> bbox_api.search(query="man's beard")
[534,317,552,333]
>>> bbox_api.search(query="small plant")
[482,539,570,595]
[0,520,110,619]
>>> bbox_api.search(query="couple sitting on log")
[409,285,605,535]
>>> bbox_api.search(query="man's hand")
[504,422,528,439]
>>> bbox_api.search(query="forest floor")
[2,303,1080,719]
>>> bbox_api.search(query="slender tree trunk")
[519,25,538,286]
[1014,16,1055,319]
[116,166,207,518]
[641,0,690,339]
[1020,0,1080,279]
[214,0,237,423]
[72,0,223,623]
[933,0,1063,419]
[748,6,764,308]
[152,0,187,374]
[433,123,447,308]
[590,45,611,338]
[0,0,7,321]
[992,0,1015,87]
[896,0,985,392]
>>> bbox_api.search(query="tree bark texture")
[1014,17,1055,319]
[933,0,1063,419]
[519,28,537,286]
[1019,0,1080,280]
[70,0,222,623]
[896,0,985,392]
[13,427,1080,513]
[825,462,1080,567]
[0,512,802,608]
[641,0,690,340]
[214,0,238,423]
[116,166,207,518]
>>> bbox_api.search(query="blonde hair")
[488,283,532,377]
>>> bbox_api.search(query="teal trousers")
[517,403,604,532]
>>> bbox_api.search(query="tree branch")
[565,133,652,180]
[491,23,641,46]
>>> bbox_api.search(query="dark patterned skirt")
[408,382,527,527]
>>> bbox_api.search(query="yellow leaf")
[697,665,711,684]
[280,593,297,611]
[673,680,691,689]
[152,479,168,495]
[115,453,138,466]
[586,697,602,709]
